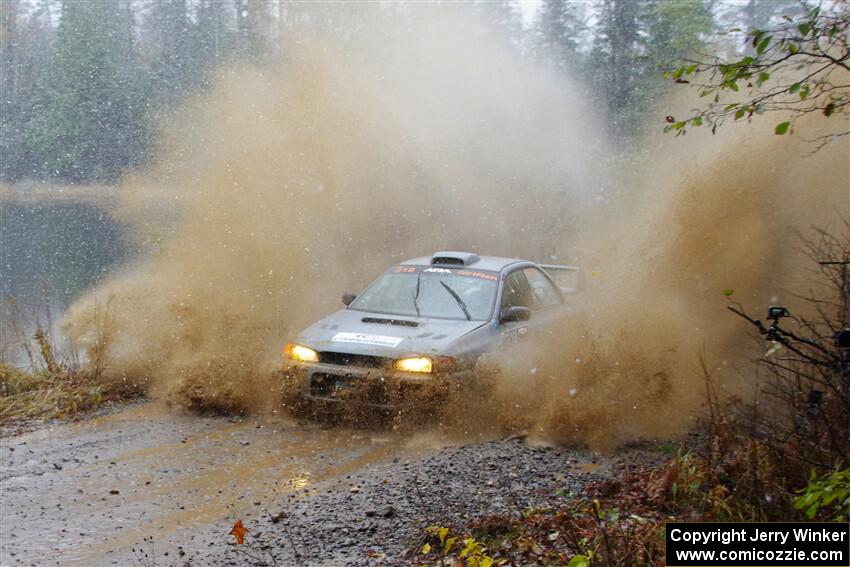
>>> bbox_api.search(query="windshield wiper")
[439,280,471,321]
[412,270,422,317]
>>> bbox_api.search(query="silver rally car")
[282,251,577,411]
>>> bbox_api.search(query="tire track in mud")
[0,403,611,566]
[0,403,409,565]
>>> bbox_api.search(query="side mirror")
[342,292,356,306]
[500,305,531,324]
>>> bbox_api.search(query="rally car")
[281,251,578,412]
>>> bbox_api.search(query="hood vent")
[361,317,419,327]
[431,251,479,266]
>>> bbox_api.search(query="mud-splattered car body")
[282,251,577,412]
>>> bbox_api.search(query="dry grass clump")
[1,294,146,428]
[0,362,144,424]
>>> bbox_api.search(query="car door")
[522,266,566,332]
[498,269,535,345]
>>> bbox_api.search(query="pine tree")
[196,0,235,71]
[533,0,588,70]
[590,0,643,140]
[590,0,715,142]
[28,0,145,183]
[234,0,271,60]
[1,0,56,180]
[146,0,200,103]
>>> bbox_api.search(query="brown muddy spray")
[61,7,849,448]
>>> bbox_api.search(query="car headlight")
[394,356,433,373]
[284,343,319,363]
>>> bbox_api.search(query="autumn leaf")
[230,519,248,545]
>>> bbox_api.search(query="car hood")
[295,308,488,357]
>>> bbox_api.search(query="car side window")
[523,267,562,311]
[500,270,533,314]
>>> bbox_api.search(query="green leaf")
[693,116,703,127]
[756,35,773,55]
[724,103,739,112]
[443,536,456,554]
[568,555,590,567]
[788,42,799,54]
[795,493,815,509]
[775,121,791,135]
[798,22,811,36]
[757,72,770,86]
[723,289,735,297]
[806,504,818,519]
[800,83,810,100]
[734,108,746,120]
[789,83,801,94]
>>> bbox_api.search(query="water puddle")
[0,403,415,565]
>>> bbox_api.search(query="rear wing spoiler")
[539,264,584,294]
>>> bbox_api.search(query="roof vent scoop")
[431,251,480,266]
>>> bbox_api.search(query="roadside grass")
[416,430,848,566]
[415,358,849,566]
[1,294,146,428]
[0,362,144,424]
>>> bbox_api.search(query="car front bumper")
[282,361,472,410]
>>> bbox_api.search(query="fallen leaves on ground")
[230,519,248,544]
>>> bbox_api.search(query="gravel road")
[0,402,611,566]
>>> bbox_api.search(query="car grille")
[310,373,337,397]
[319,351,392,368]
[310,373,390,405]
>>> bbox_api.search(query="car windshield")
[349,266,498,321]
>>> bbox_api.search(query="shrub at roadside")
[414,225,849,566]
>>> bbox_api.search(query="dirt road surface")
[1,403,610,566]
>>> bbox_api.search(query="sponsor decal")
[457,269,499,281]
[390,265,498,281]
[331,332,403,347]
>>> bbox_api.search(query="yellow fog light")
[395,356,433,373]
[284,343,319,363]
